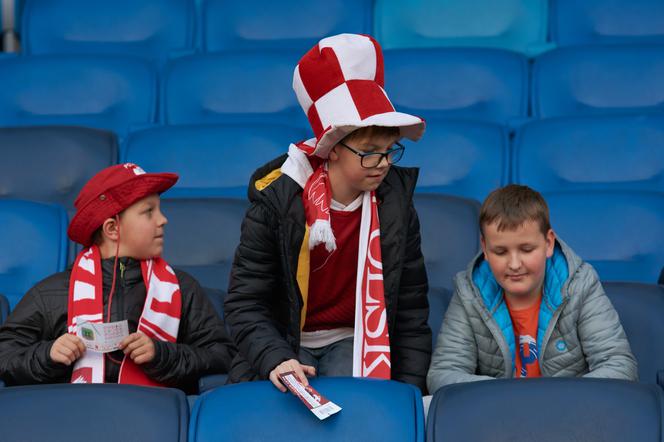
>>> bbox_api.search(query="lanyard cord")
[106,216,123,366]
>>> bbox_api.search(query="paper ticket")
[77,320,129,353]
[278,371,342,420]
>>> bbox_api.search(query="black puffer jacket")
[225,155,431,392]
[0,257,235,394]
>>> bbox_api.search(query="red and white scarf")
[67,246,182,386]
[282,141,391,379]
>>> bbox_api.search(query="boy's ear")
[480,234,488,259]
[101,216,120,242]
[328,145,340,161]
[545,229,556,258]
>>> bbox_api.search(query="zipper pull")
[120,261,126,280]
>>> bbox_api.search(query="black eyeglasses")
[339,141,405,169]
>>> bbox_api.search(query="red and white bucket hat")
[293,33,425,158]
[68,163,178,246]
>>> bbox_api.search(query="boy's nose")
[508,253,521,270]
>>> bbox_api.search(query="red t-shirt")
[302,206,361,332]
[506,296,542,378]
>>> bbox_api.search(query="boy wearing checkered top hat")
[0,163,235,392]
[225,34,431,393]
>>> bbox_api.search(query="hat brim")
[312,111,426,159]
[68,173,178,247]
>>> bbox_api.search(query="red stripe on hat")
[370,37,384,86]
[298,46,345,102]
[307,104,325,139]
[347,80,395,120]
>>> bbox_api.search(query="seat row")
[2,114,663,207]
[4,0,664,58]
[0,377,662,442]
[2,195,663,385]
[1,45,664,137]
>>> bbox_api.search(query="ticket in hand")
[278,371,342,420]
[77,320,129,353]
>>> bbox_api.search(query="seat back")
[0,126,118,209]
[428,378,664,441]
[384,48,529,124]
[414,194,481,292]
[0,200,68,308]
[162,52,308,128]
[0,55,156,137]
[603,282,664,384]
[124,124,306,198]
[513,115,664,192]
[551,0,664,46]
[545,191,664,283]
[160,198,247,291]
[22,0,195,59]
[201,0,372,52]
[375,0,549,55]
[532,46,664,118]
[400,119,508,201]
[0,384,188,442]
[190,378,424,442]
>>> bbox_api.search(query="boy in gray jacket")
[427,185,637,393]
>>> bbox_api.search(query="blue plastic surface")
[384,48,529,125]
[375,0,551,56]
[513,114,664,193]
[201,0,372,52]
[190,378,424,442]
[0,200,68,308]
[532,45,664,118]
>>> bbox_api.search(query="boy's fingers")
[294,366,309,387]
[302,365,316,377]
[119,333,141,349]
[122,337,145,354]
[61,340,82,359]
[269,372,287,393]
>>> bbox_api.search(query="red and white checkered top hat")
[293,33,425,158]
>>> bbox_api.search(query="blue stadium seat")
[22,0,195,60]
[414,194,481,293]
[190,378,424,442]
[162,52,308,128]
[160,198,247,291]
[375,0,551,56]
[124,124,306,198]
[532,46,664,118]
[603,282,664,385]
[0,126,118,209]
[545,191,664,283]
[0,384,187,442]
[0,294,8,324]
[198,373,228,393]
[0,200,68,308]
[551,0,664,46]
[201,0,372,52]
[428,378,664,441]
[428,287,453,347]
[0,55,156,137]
[384,48,529,125]
[400,119,509,201]
[513,115,664,192]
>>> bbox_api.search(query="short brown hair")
[342,125,400,144]
[479,184,551,236]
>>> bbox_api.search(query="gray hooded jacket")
[427,239,637,393]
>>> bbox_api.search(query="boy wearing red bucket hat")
[0,163,234,392]
[225,34,431,393]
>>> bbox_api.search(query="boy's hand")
[119,332,155,365]
[268,359,316,392]
[50,334,86,366]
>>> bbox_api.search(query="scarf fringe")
[309,219,337,252]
